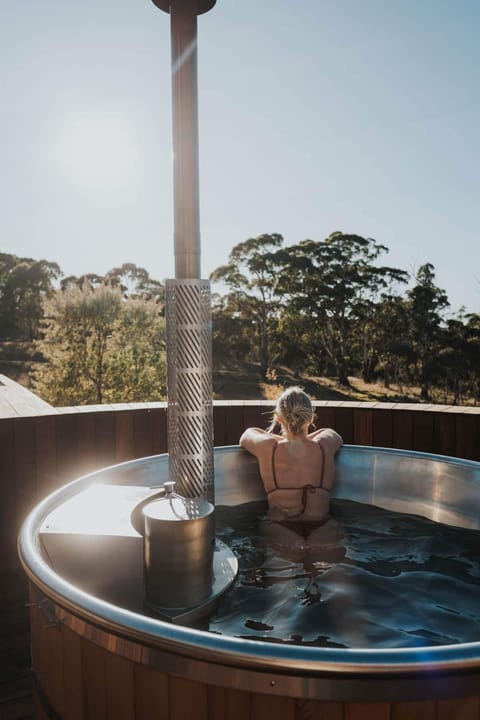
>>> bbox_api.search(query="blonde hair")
[268,386,314,435]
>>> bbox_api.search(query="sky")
[2,0,479,313]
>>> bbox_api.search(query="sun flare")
[57,113,139,194]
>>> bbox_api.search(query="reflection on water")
[205,500,480,649]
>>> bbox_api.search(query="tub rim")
[18,445,480,680]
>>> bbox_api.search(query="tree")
[0,253,61,340]
[210,233,284,377]
[406,264,449,401]
[34,281,166,405]
[276,233,408,385]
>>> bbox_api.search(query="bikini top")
[264,441,329,521]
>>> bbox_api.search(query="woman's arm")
[240,427,278,455]
[308,427,343,453]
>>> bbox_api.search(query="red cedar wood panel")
[391,699,436,720]
[61,625,85,720]
[295,698,343,719]
[29,592,48,707]
[372,408,394,448]
[224,688,253,719]
[0,419,16,565]
[333,407,354,444]
[76,412,98,478]
[244,404,269,432]
[94,411,117,469]
[81,638,107,720]
[54,413,79,486]
[133,665,169,720]
[206,685,226,719]
[133,409,154,459]
[250,692,295,720]
[152,407,168,454]
[433,411,456,458]
[392,411,414,451]
[13,415,37,539]
[314,406,336,432]
[344,702,390,720]
[456,414,479,462]
[353,409,373,446]
[412,412,435,453]
[224,405,247,446]
[213,405,228,446]
[46,624,64,717]
[115,410,135,463]
[436,696,480,720]
[35,415,57,500]
[105,653,135,720]
[168,676,208,720]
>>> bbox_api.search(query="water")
[204,500,480,649]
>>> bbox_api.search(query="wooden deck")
[0,375,53,419]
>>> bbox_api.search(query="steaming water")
[205,500,480,649]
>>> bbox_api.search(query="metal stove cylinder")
[165,278,214,502]
[143,491,214,610]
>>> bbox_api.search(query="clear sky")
[2,0,479,313]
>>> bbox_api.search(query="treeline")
[0,253,166,405]
[1,232,480,406]
[210,232,480,405]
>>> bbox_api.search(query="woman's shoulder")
[309,428,343,454]
[240,428,279,458]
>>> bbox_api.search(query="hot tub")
[19,446,480,719]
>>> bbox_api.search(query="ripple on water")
[205,500,480,649]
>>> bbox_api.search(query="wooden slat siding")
[62,625,84,720]
[54,413,79,486]
[433,411,456,458]
[251,692,295,720]
[35,415,57,501]
[75,412,98,480]
[213,404,228,446]
[314,406,336,435]
[436,696,480,720]
[333,407,354,444]
[133,409,154,459]
[244,403,269,432]
[353,408,373,446]
[94,411,117,470]
[344,701,390,720]
[168,676,208,720]
[392,410,414,451]
[14,416,38,544]
[294,699,343,720]
[224,405,247,446]
[134,665,169,720]
[29,593,49,715]
[0,418,16,566]
[46,623,64,717]
[207,685,226,719]
[152,406,168,454]
[81,637,107,720]
[224,688,253,719]
[456,414,480,462]
[412,411,435,454]
[115,410,135,463]
[105,653,135,720]
[391,699,435,720]
[372,407,394,448]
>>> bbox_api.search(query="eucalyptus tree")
[406,263,449,401]
[0,253,61,340]
[210,233,284,377]
[276,232,408,386]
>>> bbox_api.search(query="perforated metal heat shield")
[165,279,214,502]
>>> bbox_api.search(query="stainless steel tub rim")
[18,445,480,680]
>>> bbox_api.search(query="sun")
[57,113,140,195]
